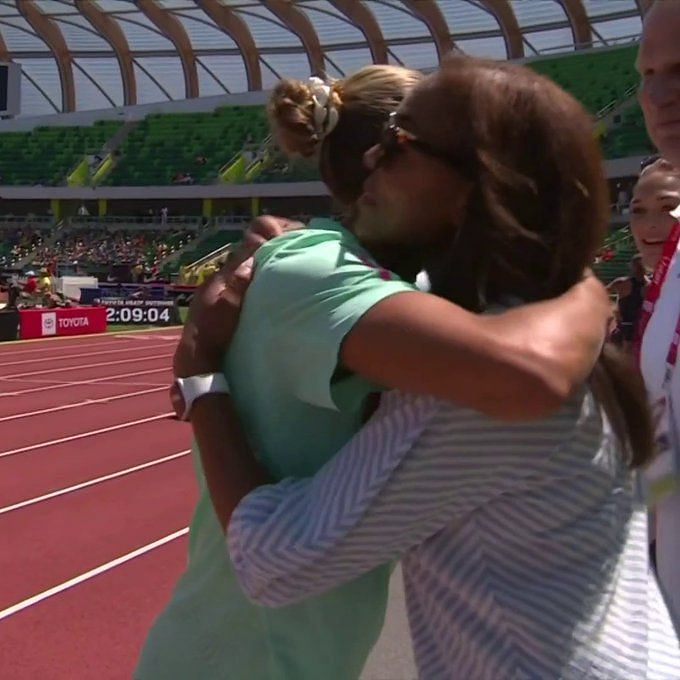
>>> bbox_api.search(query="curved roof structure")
[1,0,645,116]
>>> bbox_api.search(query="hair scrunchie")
[308,76,340,142]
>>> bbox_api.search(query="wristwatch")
[173,373,230,421]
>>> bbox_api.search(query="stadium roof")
[3,0,646,117]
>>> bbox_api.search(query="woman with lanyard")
[631,158,680,625]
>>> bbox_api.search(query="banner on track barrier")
[19,307,107,340]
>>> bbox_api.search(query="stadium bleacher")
[255,154,322,184]
[0,120,121,186]
[105,106,269,187]
[27,226,194,269]
[0,40,654,284]
[0,227,50,267]
[0,46,650,190]
[528,46,638,115]
[602,106,654,159]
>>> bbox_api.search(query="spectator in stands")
[616,182,630,213]
[132,262,144,284]
[160,206,168,225]
[195,262,216,286]
[38,267,52,295]
[638,1,680,626]
[607,254,648,351]
[22,270,37,296]
[30,228,192,270]
[172,172,194,185]
[139,64,614,679]
[77,204,89,217]
[0,272,17,309]
[7,276,20,309]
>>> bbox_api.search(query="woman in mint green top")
[136,66,608,679]
[136,65,423,680]
[136,220,416,680]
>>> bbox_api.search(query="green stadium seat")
[528,46,639,116]
[0,46,652,188]
[174,230,244,271]
[105,106,269,186]
[0,120,122,186]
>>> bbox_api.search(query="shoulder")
[252,226,409,293]
[254,227,348,269]
[424,388,593,448]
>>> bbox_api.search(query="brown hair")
[424,56,654,468]
[268,65,422,206]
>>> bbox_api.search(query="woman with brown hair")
[189,58,679,678]
[141,64,612,679]
[630,157,680,626]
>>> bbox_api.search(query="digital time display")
[99,298,180,326]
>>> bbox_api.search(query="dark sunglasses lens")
[640,154,659,170]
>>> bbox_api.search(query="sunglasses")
[378,112,472,173]
[640,154,660,170]
[378,113,453,163]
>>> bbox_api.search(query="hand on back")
[173,215,304,378]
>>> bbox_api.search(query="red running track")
[0,329,198,679]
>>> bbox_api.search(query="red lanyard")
[634,220,680,386]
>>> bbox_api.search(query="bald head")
[637,1,680,167]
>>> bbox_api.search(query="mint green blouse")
[135,220,415,680]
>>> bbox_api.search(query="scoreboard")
[0,63,21,117]
[99,298,181,326]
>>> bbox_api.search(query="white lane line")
[0,449,190,515]
[117,334,181,341]
[0,343,173,369]
[0,329,181,357]
[1,353,172,380]
[0,528,189,621]
[0,380,167,392]
[0,412,175,460]
[0,386,168,423]
[0,367,170,398]
[0,339,132,358]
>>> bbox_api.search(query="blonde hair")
[268,65,421,157]
[267,65,422,204]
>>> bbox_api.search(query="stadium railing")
[0,216,55,228]
[66,215,204,230]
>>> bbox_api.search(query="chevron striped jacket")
[228,389,680,679]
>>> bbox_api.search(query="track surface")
[0,329,196,679]
[0,329,417,679]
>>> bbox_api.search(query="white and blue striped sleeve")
[227,391,539,607]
